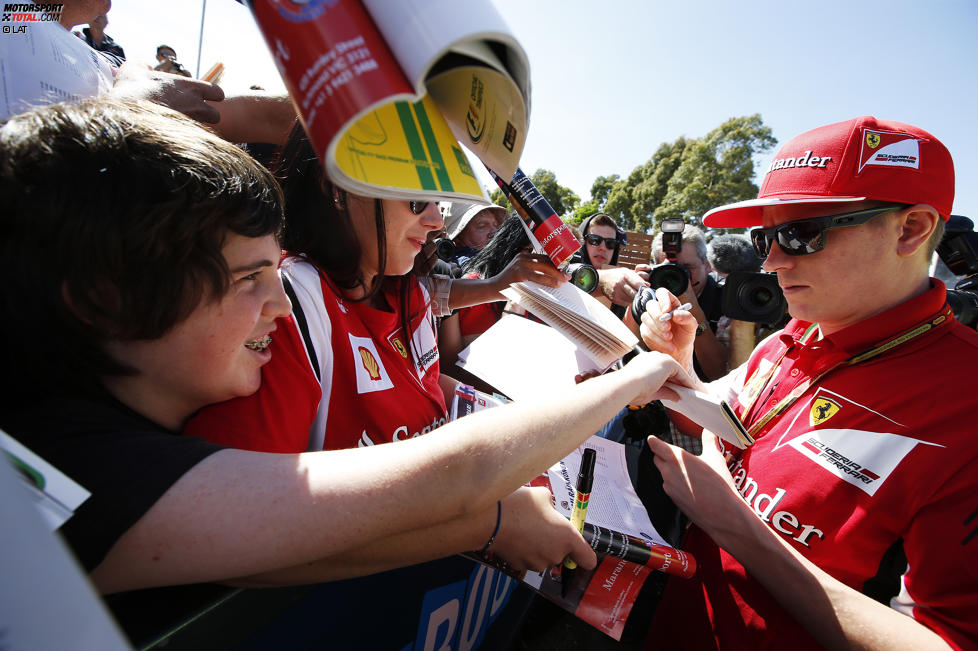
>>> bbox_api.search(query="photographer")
[707,233,769,368]
[638,116,977,650]
[154,44,193,78]
[651,225,730,380]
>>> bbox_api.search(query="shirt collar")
[780,279,948,355]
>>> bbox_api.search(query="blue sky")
[105,0,977,219]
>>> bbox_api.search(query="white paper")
[0,21,114,121]
[456,314,599,400]
[0,453,130,650]
[660,383,752,449]
[0,429,90,530]
[501,281,638,370]
[547,436,669,548]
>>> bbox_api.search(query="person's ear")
[895,204,940,258]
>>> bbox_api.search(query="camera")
[565,262,598,294]
[649,218,689,296]
[432,237,455,262]
[720,271,788,324]
[937,215,978,328]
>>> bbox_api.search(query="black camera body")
[937,215,978,328]
[720,271,788,325]
[432,237,455,262]
[649,218,689,296]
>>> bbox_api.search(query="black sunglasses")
[584,233,619,249]
[750,204,909,257]
[410,201,431,215]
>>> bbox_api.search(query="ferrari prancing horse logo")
[810,398,842,426]
[865,132,881,149]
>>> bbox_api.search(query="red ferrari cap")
[703,116,955,228]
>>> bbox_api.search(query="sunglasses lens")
[752,219,828,257]
[586,234,616,248]
[751,230,771,257]
[410,201,430,215]
[777,221,825,255]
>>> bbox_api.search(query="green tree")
[488,186,510,212]
[568,198,600,226]
[590,174,620,206]
[655,115,776,230]
[487,168,580,220]
[595,115,776,234]
[529,168,580,217]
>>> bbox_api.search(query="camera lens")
[946,288,978,329]
[649,264,689,297]
[747,286,773,307]
[433,237,455,262]
[721,271,787,324]
[566,263,598,294]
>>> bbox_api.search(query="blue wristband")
[481,500,502,554]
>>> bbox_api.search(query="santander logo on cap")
[703,116,955,228]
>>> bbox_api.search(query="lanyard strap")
[740,306,953,439]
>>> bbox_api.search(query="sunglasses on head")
[750,204,909,257]
[584,233,619,249]
[410,201,431,215]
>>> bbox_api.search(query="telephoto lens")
[649,263,689,296]
[947,276,978,329]
[566,262,598,294]
[720,271,787,324]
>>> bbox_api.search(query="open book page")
[501,281,638,370]
[456,314,598,400]
[660,384,754,449]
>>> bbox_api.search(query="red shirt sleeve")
[183,315,320,453]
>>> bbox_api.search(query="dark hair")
[462,213,531,279]
[274,123,420,363]
[707,233,763,275]
[0,99,283,402]
[460,214,530,321]
[584,213,619,235]
[276,123,388,298]
[156,44,176,57]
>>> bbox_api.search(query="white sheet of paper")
[0,453,130,650]
[660,383,751,449]
[547,435,669,548]
[0,430,90,530]
[456,314,598,401]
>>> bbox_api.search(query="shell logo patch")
[350,334,393,394]
[810,397,841,426]
[359,346,381,380]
